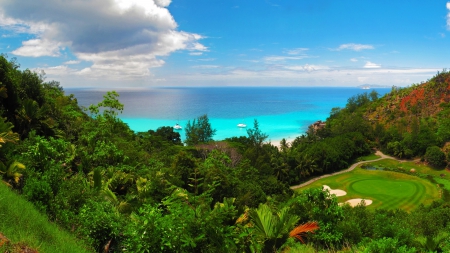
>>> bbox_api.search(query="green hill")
[0,182,92,253]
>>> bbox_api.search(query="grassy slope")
[0,183,92,253]
[297,166,439,211]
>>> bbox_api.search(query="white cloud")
[0,0,206,80]
[264,55,311,62]
[197,58,216,62]
[364,61,381,68]
[192,65,220,69]
[285,48,309,55]
[190,52,203,56]
[350,58,358,62]
[161,67,439,87]
[285,64,329,72]
[335,43,374,51]
[154,0,172,8]
[447,2,450,30]
[64,60,80,65]
[12,39,63,57]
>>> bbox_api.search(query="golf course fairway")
[297,167,440,211]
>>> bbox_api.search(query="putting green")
[298,168,440,211]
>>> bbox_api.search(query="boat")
[173,123,182,130]
[237,123,247,128]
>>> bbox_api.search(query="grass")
[367,159,450,179]
[297,166,440,211]
[356,153,381,161]
[0,182,93,253]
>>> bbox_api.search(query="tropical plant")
[249,203,300,252]
[0,117,18,147]
[0,161,25,187]
[289,221,320,243]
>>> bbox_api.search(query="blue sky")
[0,0,449,87]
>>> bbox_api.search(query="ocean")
[65,87,390,143]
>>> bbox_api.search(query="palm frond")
[250,204,279,239]
[289,221,319,243]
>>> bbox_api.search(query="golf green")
[298,168,440,211]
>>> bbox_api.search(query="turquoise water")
[66,87,390,143]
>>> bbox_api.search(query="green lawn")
[297,167,440,211]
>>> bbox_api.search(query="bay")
[66,87,390,143]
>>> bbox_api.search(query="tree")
[424,146,446,168]
[88,91,123,120]
[149,126,182,145]
[247,119,268,147]
[184,114,216,146]
[369,90,379,101]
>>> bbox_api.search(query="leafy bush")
[362,237,416,253]
[424,146,447,168]
[76,199,124,251]
[22,177,54,213]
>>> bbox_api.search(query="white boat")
[237,123,247,128]
[173,123,182,130]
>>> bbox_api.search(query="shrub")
[424,146,446,168]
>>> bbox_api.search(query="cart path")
[290,151,404,190]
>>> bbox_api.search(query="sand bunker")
[345,198,373,207]
[323,185,347,197]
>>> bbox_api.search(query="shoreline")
[270,137,297,148]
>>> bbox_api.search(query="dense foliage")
[1,54,450,252]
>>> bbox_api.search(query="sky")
[0,0,450,88]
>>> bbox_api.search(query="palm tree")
[0,117,23,187]
[0,117,18,147]
[92,167,134,214]
[249,204,318,252]
[0,161,25,187]
[295,153,318,178]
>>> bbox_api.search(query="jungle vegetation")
[1,54,450,252]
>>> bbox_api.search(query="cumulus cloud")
[154,0,172,7]
[12,39,62,57]
[447,2,450,30]
[363,61,381,68]
[335,43,374,51]
[0,0,206,79]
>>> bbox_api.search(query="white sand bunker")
[345,198,373,207]
[323,185,347,197]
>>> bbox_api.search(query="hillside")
[365,70,450,129]
[360,70,450,159]
[0,182,92,253]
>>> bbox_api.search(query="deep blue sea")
[65,87,390,143]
